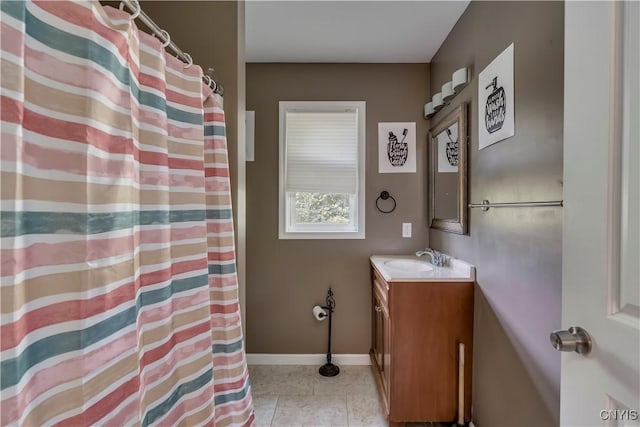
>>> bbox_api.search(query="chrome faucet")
[416,248,447,267]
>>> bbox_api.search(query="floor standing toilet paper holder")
[318,288,339,377]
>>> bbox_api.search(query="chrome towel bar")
[469,199,563,211]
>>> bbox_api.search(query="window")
[279,101,366,239]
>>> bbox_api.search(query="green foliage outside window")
[294,192,350,224]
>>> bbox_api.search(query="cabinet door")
[374,293,391,396]
[381,304,391,399]
[373,293,384,371]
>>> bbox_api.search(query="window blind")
[285,111,359,194]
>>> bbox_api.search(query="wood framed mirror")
[428,103,468,234]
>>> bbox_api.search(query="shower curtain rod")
[120,0,223,95]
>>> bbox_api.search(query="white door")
[562,1,640,426]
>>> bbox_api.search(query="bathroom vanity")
[369,255,475,426]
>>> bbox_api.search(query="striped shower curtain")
[0,1,254,426]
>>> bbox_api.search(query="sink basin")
[371,255,475,282]
[383,259,433,273]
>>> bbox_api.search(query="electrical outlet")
[402,222,412,238]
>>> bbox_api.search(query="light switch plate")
[402,222,412,238]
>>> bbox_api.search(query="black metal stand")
[319,288,339,377]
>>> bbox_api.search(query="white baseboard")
[247,353,370,366]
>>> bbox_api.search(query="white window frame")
[279,101,366,239]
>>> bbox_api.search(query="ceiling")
[245,1,470,63]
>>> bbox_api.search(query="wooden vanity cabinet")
[370,264,474,426]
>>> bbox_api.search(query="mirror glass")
[428,103,468,234]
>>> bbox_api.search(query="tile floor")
[248,365,452,427]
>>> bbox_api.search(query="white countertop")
[370,254,475,283]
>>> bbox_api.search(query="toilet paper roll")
[313,305,327,321]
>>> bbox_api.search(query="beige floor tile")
[249,365,315,396]
[253,395,279,426]
[346,392,387,427]
[313,365,378,396]
[271,394,348,427]
[247,365,457,426]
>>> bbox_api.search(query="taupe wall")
[428,2,563,426]
[246,64,430,354]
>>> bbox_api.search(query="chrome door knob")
[550,326,592,355]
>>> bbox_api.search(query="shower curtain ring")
[119,1,141,19]
[183,53,193,69]
[203,75,212,87]
[130,1,141,18]
[159,29,170,47]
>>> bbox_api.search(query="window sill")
[278,231,365,240]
